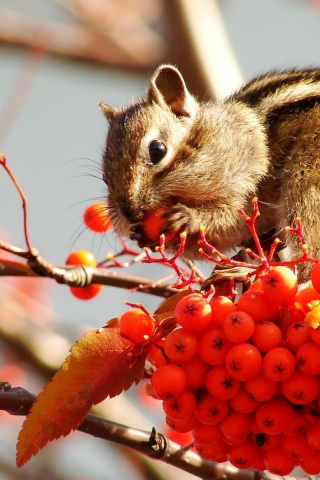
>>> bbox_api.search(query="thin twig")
[0,154,32,252]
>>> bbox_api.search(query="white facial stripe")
[140,129,174,170]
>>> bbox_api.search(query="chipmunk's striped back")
[232,69,320,122]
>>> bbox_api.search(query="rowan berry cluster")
[136,264,320,476]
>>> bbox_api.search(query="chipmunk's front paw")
[202,265,254,290]
[160,204,192,236]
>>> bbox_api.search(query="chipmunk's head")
[100,65,198,238]
[100,65,269,254]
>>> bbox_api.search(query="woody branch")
[0,385,271,480]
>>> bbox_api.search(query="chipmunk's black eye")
[149,140,167,164]
[102,173,107,184]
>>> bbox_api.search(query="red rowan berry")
[66,250,102,299]
[307,424,320,450]
[83,202,112,233]
[283,410,310,435]
[194,439,226,460]
[69,284,102,300]
[310,325,320,345]
[222,311,255,344]
[225,343,262,381]
[245,373,278,402]
[227,438,260,469]
[296,342,320,375]
[295,283,320,309]
[252,321,282,353]
[261,266,298,304]
[236,290,279,323]
[163,388,197,420]
[147,340,168,368]
[281,433,314,461]
[304,402,320,425]
[181,355,209,390]
[300,451,320,475]
[163,328,198,363]
[263,448,296,476]
[229,386,259,414]
[151,364,186,400]
[198,329,232,366]
[220,413,250,441]
[248,278,263,291]
[166,414,198,433]
[248,412,263,434]
[175,294,212,332]
[142,206,175,242]
[205,366,241,400]
[192,422,221,444]
[255,398,293,434]
[166,428,194,446]
[262,347,295,382]
[216,452,228,463]
[287,302,306,324]
[195,393,229,425]
[66,250,96,267]
[284,322,311,351]
[119,308,155,344]
[251,455,266,472]
[311,263,320,293]
[282,370,319,405]
[209,296,236,329]
[221,433,247,446]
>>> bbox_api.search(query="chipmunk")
[99,65,320,284]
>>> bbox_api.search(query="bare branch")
[0,259,176,298]
[0,8,166,69]
[0,386,268,480]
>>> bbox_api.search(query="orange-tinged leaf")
[16,324,147,467]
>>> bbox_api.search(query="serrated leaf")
[16,324,147,467]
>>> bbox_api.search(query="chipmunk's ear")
[148,65,197,117]
[98,102,119,123]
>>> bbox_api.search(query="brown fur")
[100,65,320,283]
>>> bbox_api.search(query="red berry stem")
[244,248,261,261]
[129,272,177,293]
[198,231,258,271]
[199,197,320,278]
[266,238,282,264]
[237,197,269,272]
[142,233,200,290]
[286,217,307,246]
[124,301,155,321]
